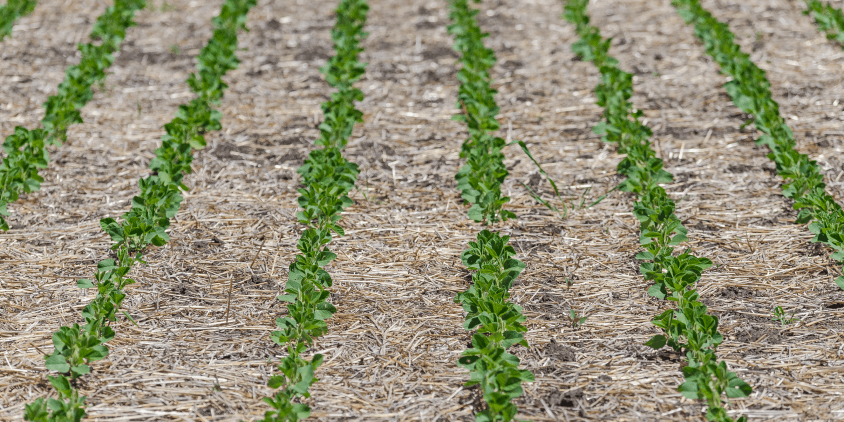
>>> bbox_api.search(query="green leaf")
[267,375,286,389]
[668,233,688,246]
[647,283,666,299]
[635,250,654,260]
[645,334,666,349]
[71,364,90,376]
[467,204,484,222]
[122,311,138,326]
[313,310,333,321]
[277,294,297,303]
[836,276,844,291]
[311,353,324,369]
[45,354,70,373]
[77,279,95,289]
[48,375,73,396]
[677,380,699,399]
[726,377,752,398]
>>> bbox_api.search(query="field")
[1,0,844,420]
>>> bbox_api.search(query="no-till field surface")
[1,0,844,420]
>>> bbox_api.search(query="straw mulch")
[1,0,843,420]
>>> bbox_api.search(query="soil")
[1,0,843,420]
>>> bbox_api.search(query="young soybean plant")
[448,1,534,421]
[0,0,37,40]
[804,0,844,48]
[563,2,751,421]
[23,1,255,420]
[673,0,844,292]
[257,1,367,420]
[0,0,144,231]
[449,0,516,225]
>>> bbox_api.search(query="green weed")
[568,309,587,328]
[771,306,796,326]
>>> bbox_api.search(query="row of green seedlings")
[258,0,367,420]
[673,0,844,291]
[447,1,534,421]
[563,1,751,421]
[0,0,144,231]
[23,1,255,420]
[804,0,844,49]
[0,0,36,40]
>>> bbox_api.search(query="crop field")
[1,0,843,420]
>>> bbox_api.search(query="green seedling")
[455,230,533,422]
[169,44,180,55]
[672,0,844,294]
[804,0,844,48]
[447,2,536,420]
[0,0,37,40]
[0,0,145,231]
[25,0,256,420]
[447,0,517,226]
[568,309,587,328]
[444,0,567,225]
[771,306,796,326]
[259,1,367,420]
[563,1,751,421]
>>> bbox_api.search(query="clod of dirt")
[542,223,564,236]
[655,348,683,362]
[269,149,304,164]
[462,385,484,413]
[527,172,542,190]
[266,19,281,30]
[733,325,783,344]
[807,242,825,257]
[415,20,440,30]
[277,135,309,146]
[815,139,832,148]
[248,275,270,286]
[718,286,755,299]
[727,163,754,174]
[294,45,331,62]
[501,59,523,70]
[461,268,472,285]
[547,387,583,407]
[212,142,252,161]
[545,339,577,362]
[171,283,188,295]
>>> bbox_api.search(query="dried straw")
[0,0,842,420]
